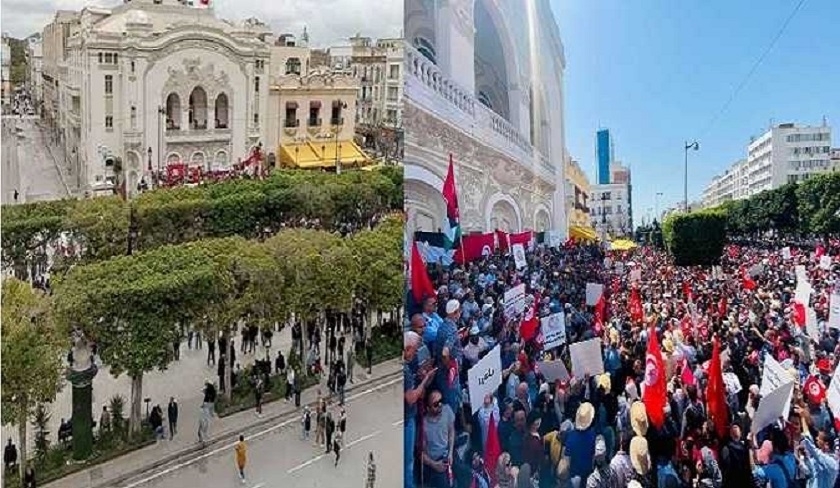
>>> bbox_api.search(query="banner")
[585,283,604,306]
[821,256,833,270]
[723,372,742,395]
[795,282,812,306]
[512,243,527,270]
[467,345,502,414]
[795,265,807,283]
[829,294,840,330]
[782,247,792,260]
[826,363,840,424]
[806,307,820,341]
[570,338,604,376]
[752,381,795,434]
[504,284,526,318]
[537,360,570,383]
[541,313,566,350]
[546,231,563,249]
[760,355,794,418]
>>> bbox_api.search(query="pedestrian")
[333,429,342,466]
[325,410,335,454]
[254,376,264,417]
[338,407,347,435]
[234,434,247,483]
[315,393,326,447]
[294,372,302,407]
[149,405,164,440]
[187,326,194,350]
[13,189,18,203]
[337,366,347,405]
[285,367,295,402]
[23,465,35,488]
[207,338,215,366]
[302,406,312,440]
[167,397,178,440]
[366,452,376,488]
[4,439,17,473]
[99,406,111,435]
[347,347,355,384]
[275,350,285,375]
[199,380,216,444]
[365,338,373,374]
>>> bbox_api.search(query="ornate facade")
[404,0,568,237]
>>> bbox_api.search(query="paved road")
[117,378,401,488]
[0,115,69,204]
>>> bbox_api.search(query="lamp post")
[684,141,699,211]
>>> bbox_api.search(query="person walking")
[302,406,312,440]
[338,407,347,436]
[275,350,285,375]
[333,429,343,467]
[346,347,356,384]
[254,376,264,417]
[234,435,247,483]
[366,452,376,488]
[207,338,215,366]
[199,380,216,444]
[4,439,18,473]
[167,397,178,440]
[315,392,326,447]
[325,410,335,454]
[285,367,295,402]
[337,365,348,405]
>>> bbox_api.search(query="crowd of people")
[404,236,840,488]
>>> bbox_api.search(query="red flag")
[509,230,533,249]
[410,242,437,303]
[680,359,696,387]
[495,230,510,253]
[707,338,729,438]
[594,295,606,328]
[455,233,495,264]
[718,297,728,317]
[792,302,806,327]
[484,412,501,486]
[816,244,826,259]
[442,155,461,248]
[742,275,757,291]
[683,282,693,302]
[630,287,644,323]
[520,307,539,342]
[642,326,667,429]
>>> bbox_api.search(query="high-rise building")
[596,129,612,184]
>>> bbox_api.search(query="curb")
[78,363,401,488]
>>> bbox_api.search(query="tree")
[52,245,230,433]
[1,278,65,479]
[662,210,727,266]
[797,172,840,236]
[350,214,404,323]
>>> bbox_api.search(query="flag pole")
[451,153,466,265]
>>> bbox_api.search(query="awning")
[278,140,371,169]
[309,101,321,109]
[610,239,638,251]
[319,140,371,167]
[278,142,323,169]
[569,225,598,241]
[285,101,298,109]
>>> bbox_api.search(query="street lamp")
[684,141,699,211]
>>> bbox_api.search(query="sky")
[0,0,401,48]
[550,0,840,225]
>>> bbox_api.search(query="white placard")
[829,294,840,330]
[504,284,527,318]
[615,262,625,274]
[537,360,570,383]
[723,372,742,395]
[760,355,794,418]
[795,265,808,283]
[821,256,833,270]
[630,269,642,283]
[546,231,563,249]
[782,247,792,260]
[795,282,812,306]
[752,381,795,434]
[806,307,820,342]
[467,345,502,414]
[541,313,567,350]
[570,338,604,377]
[826,363,840,423]
[512,243,527,270]
[585,283,604,306]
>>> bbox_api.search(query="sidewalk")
[45,357,401,488]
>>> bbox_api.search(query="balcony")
[284,118,300,136]
[330,117,344,126]
[165,127,231,144]
[308,118,321,127]
[406,44,542,176]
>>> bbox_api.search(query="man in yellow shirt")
[234,435,247,483]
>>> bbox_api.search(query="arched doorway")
[165,93,181,130]
[167,153,182,165]
[490,199,519,232]
[474,0,512,122]
[406,0,437,64]
[189,87,208,129]
[190,152,206,168]
[405,176,446,236]
[214,150,229,170]
[535,208,550,232]
[214,93,229,129]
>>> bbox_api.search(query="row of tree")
[1,168,403,278]
[2,215,403,471]
[662,209,728,266]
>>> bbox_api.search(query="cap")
[445,299,461,315]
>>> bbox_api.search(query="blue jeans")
[404,415,415,488]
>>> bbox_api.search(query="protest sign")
[752,381,795,434]
[467,345,502,414]
[826,363,840,424]
[546,231,562,249]
[829,294,840,330]
[821,256,832,270]
[760,355,794,418]
[537,360,570,383]
[570,338,604,376]
[585,283,604,306]
[806,307,820,342]
[723,372,742,395]
[782,247,791,260]
[504,284,526,318]
[541,313,566,350]
[795,283,812,306]
[615,262,625,274]
[512,243,527,270]
[795,265,807,283]
[630,269,642,283]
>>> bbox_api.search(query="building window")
[388,64,399,79]
[114,53,118,64]
[253,113,259,125]
[284,103,298,127]
[285,58,301,75]
[309,102,321,126]
[105,53,112,63]
[414,37,436,64]
[98,53,103,63]
[105,116,113,129]
[104,75,113,94]
[254,76,260,93]
[387,86,398,101]
[130,106,136,129]
[131,60,135,73]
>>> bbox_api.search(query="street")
[1,115,69,204]
[116,378,401,488]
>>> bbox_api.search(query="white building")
[1,36,10,110]
[50,0,272,196]
[27,35,43,106]
[702,122,833,207]
[591,182,631,238]
[404,0,567,236]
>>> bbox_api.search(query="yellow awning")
[278,140,371,169]
[569,225,598,241]
[610,239,638,251]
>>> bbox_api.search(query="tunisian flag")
[742,274,757,291]
[410,242,437,303]
[630,287,644,323]
[455,233,495,264]
[642,326,667,429]
[520,306,540,342]
[792,302,806,327]
[484,413,502,486]
[682,282,693,302]
[495,230,510,253]
[509,230,533,249]
[707,338,729,438]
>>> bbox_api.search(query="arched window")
[478,92,493,110]
[165,93,181,130]
[214,93,229,129]
[413,37,436,64]
[188,87,208,130]
[285,58,301,75]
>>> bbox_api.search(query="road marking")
[286,431,382,474]
[121,376,400,487]
[392,419,404,426]
[249,484,264,488]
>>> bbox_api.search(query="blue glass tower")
[596,129,611,184]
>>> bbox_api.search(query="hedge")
[662,209,727,266]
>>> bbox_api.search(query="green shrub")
[662,210,727,266]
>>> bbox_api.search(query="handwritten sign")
[829,294,840,330]
[760,355,794,418]
[512,243,527,270]
[826,363,840,424]
[537,360,570,383]
[806,307,820,342]
[467,345,502,414]
[504,284,527,319]
[752,381,795,434]
[570,338,604,377]
[585,283,604,306]
[541,313,567,350]
[821,255,833,271]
